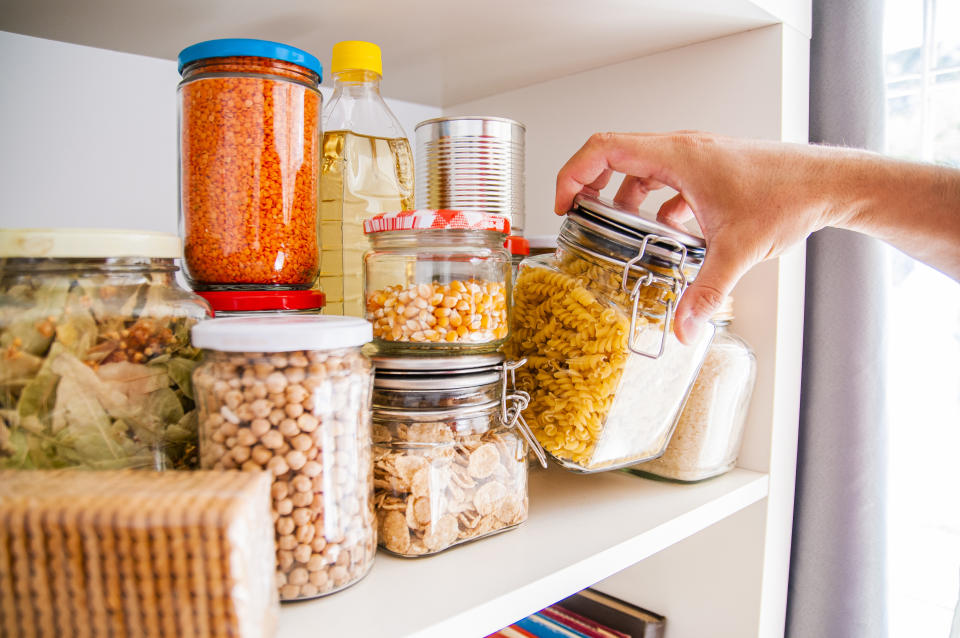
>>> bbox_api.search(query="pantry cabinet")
[0,1,809,635]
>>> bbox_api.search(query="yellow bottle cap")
[330,41,382,76]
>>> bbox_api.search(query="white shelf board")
[0,0,801,106]
[278,466,769,638]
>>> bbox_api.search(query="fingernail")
[678,312,703,345]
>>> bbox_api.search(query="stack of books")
[487,588,665,638]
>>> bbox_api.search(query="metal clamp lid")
[621,235,689,359]
[500,359,547,468]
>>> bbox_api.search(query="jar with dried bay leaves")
[0,229,211,471]
[371,353,542,556]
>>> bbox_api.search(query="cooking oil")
[319,130,414,316]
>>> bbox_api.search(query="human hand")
[555,132,848,344]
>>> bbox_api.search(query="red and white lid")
[363,210,510,235]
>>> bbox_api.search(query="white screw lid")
[191,316,373,352]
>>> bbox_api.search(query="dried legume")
[180,57,320,289]
[366,279,507,344]
[194,347,374,600]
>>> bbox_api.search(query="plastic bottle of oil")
[320,40,414,316]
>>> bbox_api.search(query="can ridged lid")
[178,38,322,78]
[363,210,510,234]
[191,316,372,352]
[0,228,181,258]
[330,40,382,76]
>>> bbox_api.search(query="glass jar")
[0,228,211,470]
[370,353,543,556]
[191,316,375,601]
[197,290,326,317]
[506,194,715,473]
[363,210,511,354]
[628,299,757,481]
[178,39,323,291]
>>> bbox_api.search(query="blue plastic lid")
[178,38,322,79]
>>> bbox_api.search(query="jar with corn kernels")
[362,210,511,354]
[506,194,715,473]
[191,316,375,601]
[178,39,322,290]
[370,353,544,557]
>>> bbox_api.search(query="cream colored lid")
[0,228,181,258]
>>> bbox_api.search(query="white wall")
[0,31,439,234]
[445,25,787,237]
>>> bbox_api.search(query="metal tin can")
[414,116,525,235]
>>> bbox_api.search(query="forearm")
[829,152,960,279]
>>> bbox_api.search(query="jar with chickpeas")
[362,210,511,354]
[191,316,375,600]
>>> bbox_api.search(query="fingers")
[555,138,614,214]
[613,175,666,211]
[673,238,754,345]
[555,132,681,214]
[656,193,694,232]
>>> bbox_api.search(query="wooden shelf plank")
[278,466,769,637]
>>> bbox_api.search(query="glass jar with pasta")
[362,210,511,354]
[505,194,714,473]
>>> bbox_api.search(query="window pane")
[886,92,924,158]
[933,0,960,70]
[931,79,960,166]
[884,0,924,55]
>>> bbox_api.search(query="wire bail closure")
[620,235,689,359]
[500,358,547,468]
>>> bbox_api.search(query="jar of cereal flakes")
[506,194,715,473]
[191,316,374,600]
[370,353,543,556]
[363,210,511,354]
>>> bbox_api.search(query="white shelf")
[277,467,769,638]
[0,0,808,106]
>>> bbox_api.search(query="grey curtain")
[786,1,889,637]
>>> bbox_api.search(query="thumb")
[673,240,751,345]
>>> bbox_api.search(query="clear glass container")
[0,229,211,470]
[363,210,511,354]
[370,354,540,557]
[178,39,323,291]
[506,194,715,473]
[198,290,326,317]
[628,301,757,482]
[191,316,375,601]
[320,40,414,316]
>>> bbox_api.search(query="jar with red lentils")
[363,210,511,354]
[191,316,375,600]
[178,39,322,291]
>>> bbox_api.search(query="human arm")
[554,131,960,344]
